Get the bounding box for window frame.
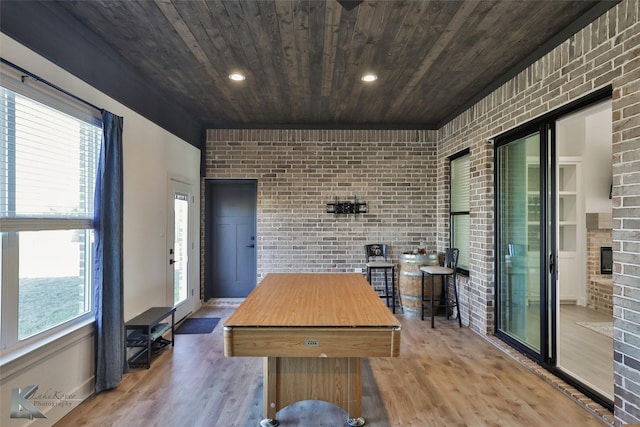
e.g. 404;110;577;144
0;66;101;358
449;149;470;275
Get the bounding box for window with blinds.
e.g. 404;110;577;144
450;151;470;272
0;73;102;349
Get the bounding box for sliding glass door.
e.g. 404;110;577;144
496;130;548;354
495;90;614;408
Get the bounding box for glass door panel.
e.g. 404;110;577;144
173;193;189;306
168;178;192;322
496;132;542;352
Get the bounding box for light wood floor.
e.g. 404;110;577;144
55;304;611;427
559;304;613;399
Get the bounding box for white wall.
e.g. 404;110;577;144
584;102;613;213
557;100;613;214
121;98;202;320
0;34;201;426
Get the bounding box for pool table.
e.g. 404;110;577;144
224;273;401;426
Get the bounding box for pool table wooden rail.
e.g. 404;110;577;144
224;326;400;358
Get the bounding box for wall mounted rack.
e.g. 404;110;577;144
326;197;367;215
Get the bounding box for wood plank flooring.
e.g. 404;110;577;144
55;303;611;427
559;304;613;399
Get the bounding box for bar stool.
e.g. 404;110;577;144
364;244;396;313
420;248;461;328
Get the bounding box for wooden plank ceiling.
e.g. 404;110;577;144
9;1;609;129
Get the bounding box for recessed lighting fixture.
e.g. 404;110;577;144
228;73;246;81
361;74;378;82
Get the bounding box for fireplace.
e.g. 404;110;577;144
600;246;612;274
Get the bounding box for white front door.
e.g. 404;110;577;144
168;178;194;321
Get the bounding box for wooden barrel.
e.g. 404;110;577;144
399;253;441;317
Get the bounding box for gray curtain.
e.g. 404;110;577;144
94;110;127;393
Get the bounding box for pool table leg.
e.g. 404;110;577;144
262;356;365;426
262;357;278;425
346;356;365;426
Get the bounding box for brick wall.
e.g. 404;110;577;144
590;277;614;315
204;129;439;286
438;1;639;424
609;3;640;425
587;228;614;314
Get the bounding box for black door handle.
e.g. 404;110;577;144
246;244;255;248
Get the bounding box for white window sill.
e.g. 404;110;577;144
0;318;95;378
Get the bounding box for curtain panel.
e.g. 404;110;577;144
94;110;126;393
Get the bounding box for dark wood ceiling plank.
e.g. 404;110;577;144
420;0;599;121
351;1;416;123
274;0;306;122
191;0;260;125
338;0;397;124
58;1;186;92
307;0;328;121
374;2;440;123
154;0;248;123
209;0;287;124
291;0;313;121
251;1;294;123
375;0;464;124
320;1;343;99
325;2;360;122
138;1;230;121
409;0;501;118
388;0;482;116
62;0;232;124
331;1;378;122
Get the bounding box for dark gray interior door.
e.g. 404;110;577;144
205;180;257;298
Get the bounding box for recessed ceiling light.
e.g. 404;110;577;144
229;73;246;81
361;74;378;82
